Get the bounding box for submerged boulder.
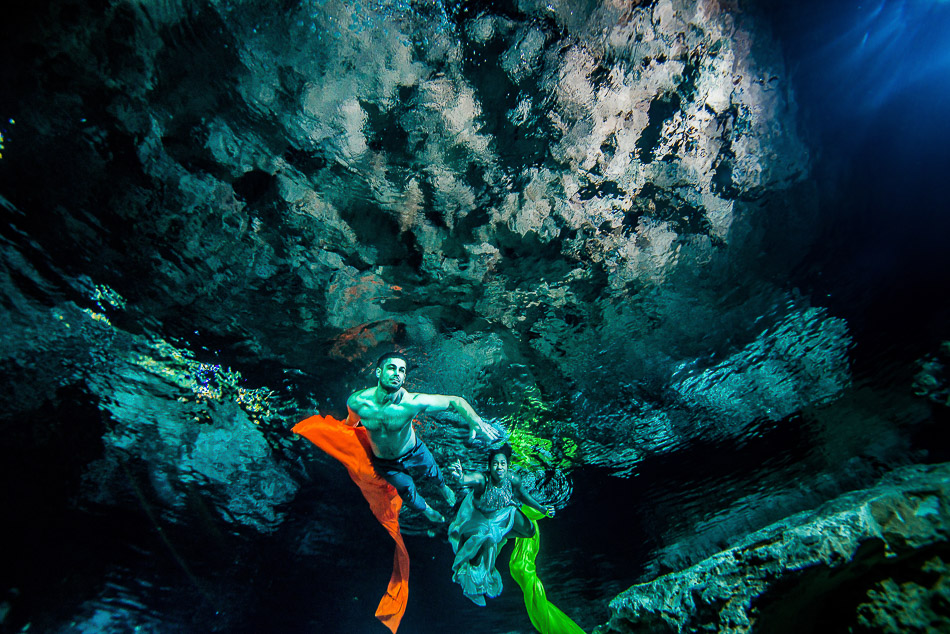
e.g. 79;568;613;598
597;462;950;633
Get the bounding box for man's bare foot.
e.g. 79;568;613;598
423;505;445;523
441;485;457;507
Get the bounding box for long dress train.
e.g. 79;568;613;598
447;489;519;605
509;506;587;633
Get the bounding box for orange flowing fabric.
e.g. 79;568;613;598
292;415;409;633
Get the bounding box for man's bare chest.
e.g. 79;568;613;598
356;405;413;432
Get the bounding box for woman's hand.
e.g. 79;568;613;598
448;458;463;480
543;505;556;518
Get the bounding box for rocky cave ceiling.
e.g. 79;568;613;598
0;0;919;558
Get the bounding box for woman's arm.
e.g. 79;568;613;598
514;475;555;517
448;459;486;489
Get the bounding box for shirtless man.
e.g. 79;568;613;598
346;352;502;523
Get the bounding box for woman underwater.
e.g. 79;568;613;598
447;444;555;606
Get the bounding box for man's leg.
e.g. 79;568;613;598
404;439;456;507
423;503;445;523
374;458;446;523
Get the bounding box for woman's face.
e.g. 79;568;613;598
490;454;508;483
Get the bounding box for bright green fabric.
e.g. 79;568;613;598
508;506;587;634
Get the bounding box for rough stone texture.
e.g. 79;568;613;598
596;462;950;634
670;307;851;433
856;556;950;633
914;342;950;409
0;247;300;532
0;0;823;452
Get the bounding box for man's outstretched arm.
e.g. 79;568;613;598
409;393;501;442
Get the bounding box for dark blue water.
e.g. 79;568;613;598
766;0;950;348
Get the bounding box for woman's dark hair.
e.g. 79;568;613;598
487;443;513;466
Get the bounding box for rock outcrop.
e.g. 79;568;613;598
0;2;823;478
597;462;950;633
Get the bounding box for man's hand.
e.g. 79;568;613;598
448;458;463;480
469;418;503;443
543;505;556;518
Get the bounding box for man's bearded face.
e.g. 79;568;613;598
376;358;407;392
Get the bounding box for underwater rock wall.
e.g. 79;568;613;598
0;0;840;517
596;462;950;634
0;0;813;374
0;260;299;532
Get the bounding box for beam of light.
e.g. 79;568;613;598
790;0;950;117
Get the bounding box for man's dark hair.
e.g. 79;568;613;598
375;352;409;369
487;443;513;466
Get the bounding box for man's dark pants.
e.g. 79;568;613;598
370;438;447;512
